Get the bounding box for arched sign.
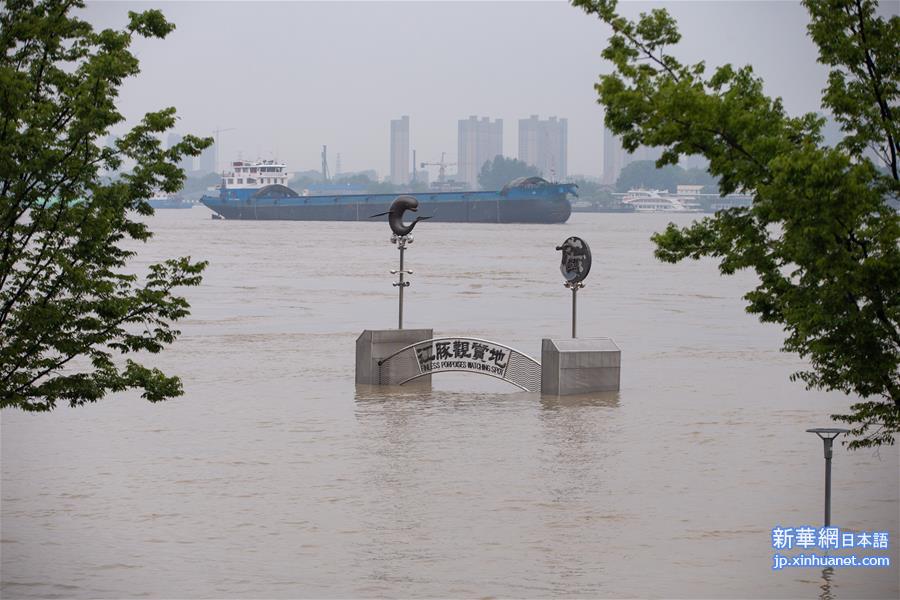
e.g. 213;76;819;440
378;337;541;391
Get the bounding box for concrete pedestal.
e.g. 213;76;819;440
356;329;433;385
541;338;620;395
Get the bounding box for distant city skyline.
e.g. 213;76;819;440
88;2;833;179
170;118;710;188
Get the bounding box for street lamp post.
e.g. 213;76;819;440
806;428;849;527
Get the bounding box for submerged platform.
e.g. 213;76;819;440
355;329;434;386
541;338;621;396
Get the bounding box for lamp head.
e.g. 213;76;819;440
807;428;849;458
806;428;850;441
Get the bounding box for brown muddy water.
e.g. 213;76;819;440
2;208;897;598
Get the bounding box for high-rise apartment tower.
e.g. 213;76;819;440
518;115;567;180
458;116;503;188
390;115;410;185
198;144;216;174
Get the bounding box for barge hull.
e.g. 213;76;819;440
201;197;570;224
201;178;577;224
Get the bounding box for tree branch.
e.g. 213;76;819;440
853;0;898;180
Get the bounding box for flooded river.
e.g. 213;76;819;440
2;209;897;598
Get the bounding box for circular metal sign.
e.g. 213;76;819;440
556;236;592;283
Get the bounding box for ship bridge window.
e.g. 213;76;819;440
237;178;243;184
247;178;256;184
228;178;234;184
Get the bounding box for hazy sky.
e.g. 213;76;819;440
85;0;847;178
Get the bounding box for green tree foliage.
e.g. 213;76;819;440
574;0;899;447
477;155;540;190
0;1;212;411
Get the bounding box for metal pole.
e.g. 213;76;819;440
572;285;577;338
824;438;833;527
398;243;405;329
806;428;846;528
390;235;412;330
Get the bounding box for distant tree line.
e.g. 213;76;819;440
180;171;220;195
285;156;546;194
569;178;616;205
477;156;540;190
287;172;431;195
615;160;718;193
279;155;716;197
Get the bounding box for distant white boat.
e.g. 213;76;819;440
621;189;702;213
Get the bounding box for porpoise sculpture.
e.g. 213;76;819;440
370;195;432;237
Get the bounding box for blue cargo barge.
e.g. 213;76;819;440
201;167;576;224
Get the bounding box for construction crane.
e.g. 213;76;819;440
211;126;235;173
420;152;456;184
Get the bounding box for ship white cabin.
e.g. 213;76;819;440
221;159;289;190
